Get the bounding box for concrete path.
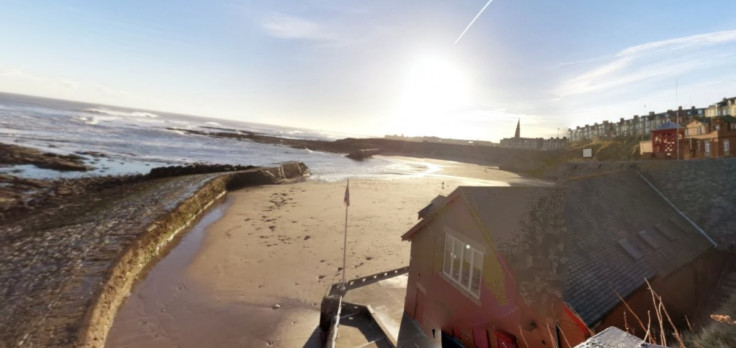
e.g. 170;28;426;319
339;275;440;347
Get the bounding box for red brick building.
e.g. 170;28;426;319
651;122;685;159
684;116;736;158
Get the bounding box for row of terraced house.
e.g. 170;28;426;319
568;96;736;159
568;97;736;141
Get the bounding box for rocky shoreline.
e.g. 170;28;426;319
1;142;92;172
168;127;563;174
0;146;310;347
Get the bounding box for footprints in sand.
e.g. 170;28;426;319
265;191;295;211
240;190;312;247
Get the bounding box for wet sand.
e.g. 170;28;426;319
106;157;548;347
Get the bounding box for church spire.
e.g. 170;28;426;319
514;119;520;139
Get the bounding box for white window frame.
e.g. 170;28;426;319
442;231;483;299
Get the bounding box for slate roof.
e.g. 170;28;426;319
401;187;548;254
402;170;713;326
562;171;711;325
691;115;736;124
715;96;736;107
715;114;736;122
637;159;736;249
655;121;682;130
456;186;553;260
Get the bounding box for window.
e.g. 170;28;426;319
705;140;711;155
618;238;642;260
724;140;730;154
443;233;483;298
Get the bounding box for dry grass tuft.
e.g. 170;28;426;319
687;292;736;348
613;278;736;347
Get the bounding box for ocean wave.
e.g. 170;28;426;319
85;107;159;119
78;115;121;125
166;128;188;135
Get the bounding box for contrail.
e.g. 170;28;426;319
454;0;495;45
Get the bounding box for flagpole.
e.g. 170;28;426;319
341;179;349;289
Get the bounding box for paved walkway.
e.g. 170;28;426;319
337;275;440;347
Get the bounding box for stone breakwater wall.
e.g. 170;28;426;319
80;174;230;347
0;162;309;347
81;162;309;347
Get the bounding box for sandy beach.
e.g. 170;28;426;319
106;157;548;347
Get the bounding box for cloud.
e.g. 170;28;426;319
618;29;736;56
558;29;736;97
57;78;80;90
0;64;137;104
1;66;84;91
0;67;43;81
261;13;340;42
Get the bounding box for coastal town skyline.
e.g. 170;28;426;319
2;1;736;142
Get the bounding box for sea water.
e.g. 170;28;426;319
0;93;425;181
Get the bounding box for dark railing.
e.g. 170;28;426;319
320;266;409;347
327;266;409;296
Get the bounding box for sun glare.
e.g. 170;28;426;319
395;54;474;137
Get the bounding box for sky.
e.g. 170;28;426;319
1;1;736;142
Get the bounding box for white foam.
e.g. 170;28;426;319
78;115;120;125
85;107;158;119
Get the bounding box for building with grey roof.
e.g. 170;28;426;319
400;169;729;347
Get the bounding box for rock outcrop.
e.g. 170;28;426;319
0;142;91;171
